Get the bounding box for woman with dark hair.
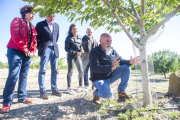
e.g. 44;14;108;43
65;23;84;94
1;5;37;113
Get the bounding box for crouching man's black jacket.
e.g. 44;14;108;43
89;45;131;82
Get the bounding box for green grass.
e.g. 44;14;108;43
95;98;180;120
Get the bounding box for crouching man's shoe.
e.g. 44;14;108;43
92;92;101;104
1;105;10;113
52;89;62;97
118;92;131;101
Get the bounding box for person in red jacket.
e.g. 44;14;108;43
1;5;37;113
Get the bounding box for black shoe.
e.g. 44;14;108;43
40;91;49;99
52;89;62;97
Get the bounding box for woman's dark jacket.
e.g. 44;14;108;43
65;35;83;56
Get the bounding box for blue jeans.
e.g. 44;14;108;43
38;46;59;94
81;52;90;86
3;48;31;106
93;65;131;98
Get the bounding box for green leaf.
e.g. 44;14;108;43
33;0;39;8
81;16;85;25
32;5;43;13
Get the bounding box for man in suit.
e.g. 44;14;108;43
36;14;62;99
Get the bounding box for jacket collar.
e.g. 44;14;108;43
43;19;54;33
98;44;105;52
20;18;37;35
84;35;93;40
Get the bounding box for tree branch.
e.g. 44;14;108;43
66;0;85;6
141;0;145;17
117;7;138;23
154;6;166;15
139;0;146;40
145;5;180;42
129;0;140;20
102;0;142;50
114;0;120;10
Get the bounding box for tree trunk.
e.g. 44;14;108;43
164;72;166;79
140;44;152;106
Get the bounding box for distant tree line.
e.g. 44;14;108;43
0;55;68;70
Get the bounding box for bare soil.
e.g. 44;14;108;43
0;68;178;120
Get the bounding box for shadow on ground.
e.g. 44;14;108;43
0;96;98;119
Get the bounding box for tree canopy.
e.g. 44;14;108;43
151;49;179;79
24;0;180;48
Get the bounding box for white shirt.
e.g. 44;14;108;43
46;19;54;46
46;19;53;33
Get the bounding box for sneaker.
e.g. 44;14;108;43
1;105;10;113
118;92;131;101
92;91;101;104
67;88;75;95
20;98;33;103
83;86;89;92
52;89;62;97
77;87;83;92
40;91;49;99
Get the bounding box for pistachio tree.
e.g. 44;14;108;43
23;0;180;106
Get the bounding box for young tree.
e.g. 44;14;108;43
151;49;178;79
23;0;180;106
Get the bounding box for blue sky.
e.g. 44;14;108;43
0;0;180;63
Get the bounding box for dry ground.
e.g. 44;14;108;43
0;68;177;120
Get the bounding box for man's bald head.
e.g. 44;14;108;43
99;33;112;53
100;33;111;41
86;28;93;37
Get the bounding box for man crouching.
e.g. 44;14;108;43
89;33;140;104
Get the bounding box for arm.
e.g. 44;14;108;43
35;22;42;48
30;26;37;54
129;56;140;65
65;36;77;55
89;49;112;73
10;18;28;53
30;39;37;54
93;38;99;48
56;24;59;42
114;50;131;66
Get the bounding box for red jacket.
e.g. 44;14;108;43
7;17;37;54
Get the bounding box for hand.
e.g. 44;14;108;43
77;52;81;56
111;56;120;70
25;51;31;56
129;56;140;65
80;49;84;53
29;53;35;58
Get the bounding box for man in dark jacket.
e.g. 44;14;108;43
81;28;98;91
36;14;62;99
89;33;140;104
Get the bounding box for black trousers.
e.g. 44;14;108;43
67;54;83;87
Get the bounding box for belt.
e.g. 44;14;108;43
49;44;54;47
